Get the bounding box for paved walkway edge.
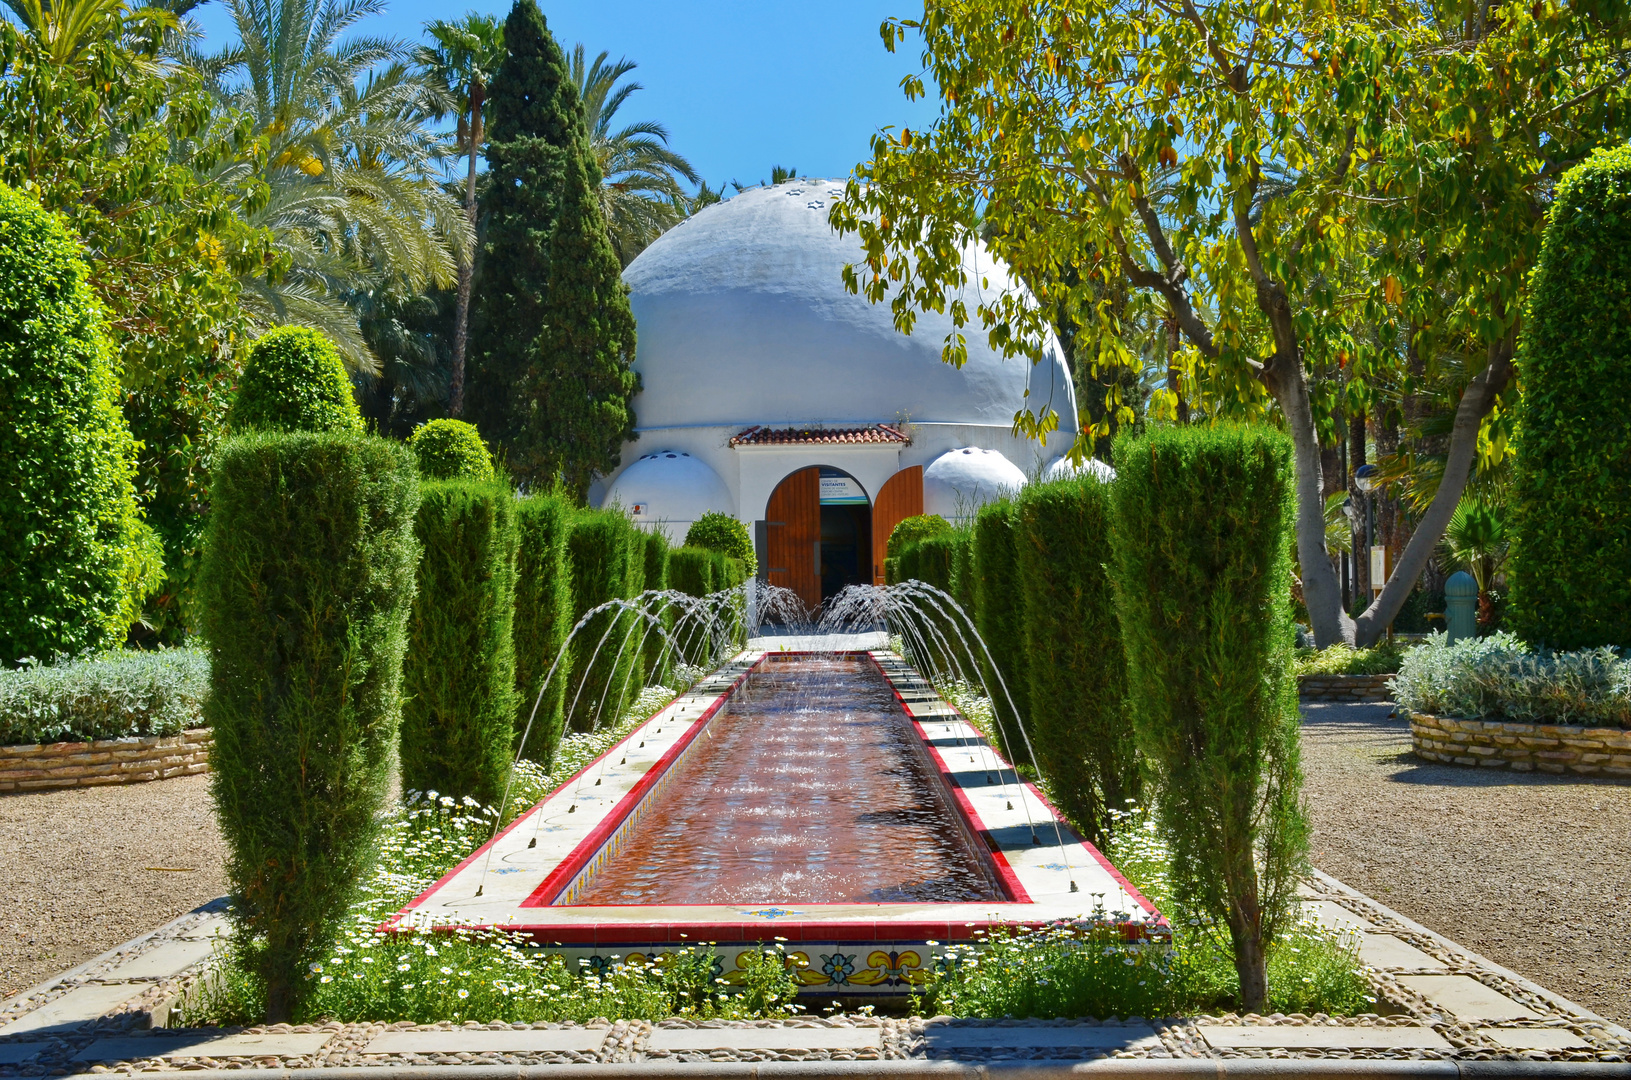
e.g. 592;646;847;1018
1310;869;1631;1043
55;1060;1631;1080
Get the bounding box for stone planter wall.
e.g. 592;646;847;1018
1410;712;1631;776
0;728;211;793
1298;673;1395;701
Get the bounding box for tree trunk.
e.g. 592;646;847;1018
1352;339;1514;645
449;81;484;418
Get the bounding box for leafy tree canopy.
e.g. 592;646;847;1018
832;0;1631;647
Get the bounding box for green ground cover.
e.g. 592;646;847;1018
1294;640;1411;678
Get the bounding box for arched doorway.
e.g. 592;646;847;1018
764;465;872;611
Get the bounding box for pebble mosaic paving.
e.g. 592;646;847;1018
3;652;1629;1072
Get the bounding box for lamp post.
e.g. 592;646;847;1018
1354;463;1379;597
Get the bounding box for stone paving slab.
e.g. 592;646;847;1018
1479;1028;1593;1051
1398;975;1544;1022
1308;899;1376;932
920;1026;1160;1051
100;936;219;980
1359;934;1447;971
0;1044;48;1066
364;1029;610;1055
647;1027;881;1052
75;1032;335;1061
0;981;147;1036
1197;1025;1451;1050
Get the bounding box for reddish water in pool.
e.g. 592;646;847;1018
566;654;1003;906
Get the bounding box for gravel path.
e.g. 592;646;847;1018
0;774;227;1000
1300;701;1631;1030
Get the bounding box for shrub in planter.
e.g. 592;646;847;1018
1391;631;1630;728
400;480;518;804
512;493;574;763
973;498;1028;753
1509;145;1631;650
0;648;208;746
566;509;640;731
227;327;363;435
198;430;418;1022
410;419;494;481
1109;424;1306;1014
1016;476;1137;846
685;511;756;576
0;184;154;664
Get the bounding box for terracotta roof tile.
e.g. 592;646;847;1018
729;424;910;447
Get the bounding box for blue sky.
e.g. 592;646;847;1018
190;0;941;191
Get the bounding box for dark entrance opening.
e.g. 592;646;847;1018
818;467;871;603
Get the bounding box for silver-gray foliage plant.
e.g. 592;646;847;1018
0;648;208;746
1392;632;1630;728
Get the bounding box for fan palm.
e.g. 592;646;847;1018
1441;495;1508;596
415;13;503;415
570;45;698;266
197;0;468;372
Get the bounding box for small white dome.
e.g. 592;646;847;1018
1046;455;1117;483
602;451;730;527
923;447;1027;519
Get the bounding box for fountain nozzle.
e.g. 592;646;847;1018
528;837;536;848
475;885;483;896
1070;880;1079;893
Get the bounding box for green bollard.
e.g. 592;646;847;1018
1445;570;1478;644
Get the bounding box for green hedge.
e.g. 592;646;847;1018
685;511;756;576
888;514;952;559
512;493;574;764
1016;476;1137;846
640;529;670;687
1109;425;1305;1013
667;546;717;665
198;430;418;1022
565;509;640;731
949;527;977;627
228;326;363;435
1510;145;1631;650
410;419;495;481
972;498;1028;754
0;648;208;746
400;480;518;804
0;183;153;664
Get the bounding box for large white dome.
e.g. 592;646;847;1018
621;181;1078;432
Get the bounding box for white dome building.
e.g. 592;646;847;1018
592;180;1078;608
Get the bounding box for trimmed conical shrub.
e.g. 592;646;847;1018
512;492;574;763
400;479;518;804
0;183;153;663
199;430;418;1022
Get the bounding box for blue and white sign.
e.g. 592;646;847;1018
819;475;868;505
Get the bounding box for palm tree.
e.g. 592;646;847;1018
570;45;698;266
2;0;176;64
416;13;503;416
196;0;468;372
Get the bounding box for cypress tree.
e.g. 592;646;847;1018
467;0;638;498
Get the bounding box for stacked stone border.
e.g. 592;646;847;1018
1298;674;1395;702
0;728;210;793
1409;713;1631;777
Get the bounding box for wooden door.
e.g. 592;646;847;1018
765;466;821;611
871;466;923;585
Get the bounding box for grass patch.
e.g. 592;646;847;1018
1294;641;1410;678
